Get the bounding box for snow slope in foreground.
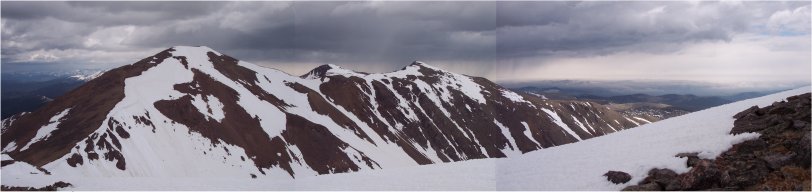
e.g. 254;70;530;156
4;86;810;190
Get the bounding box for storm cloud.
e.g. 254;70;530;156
1;1;809;84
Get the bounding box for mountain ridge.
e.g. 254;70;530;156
2;46;647;182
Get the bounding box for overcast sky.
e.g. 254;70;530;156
1;1;809;84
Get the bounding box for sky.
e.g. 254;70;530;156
1;1;810;85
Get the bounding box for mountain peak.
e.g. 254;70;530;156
169;46;222;57
171;45;214;51
301;63;364;79
410;60;426;66
398;60;446;75
407;60;438;69
301;64;336;79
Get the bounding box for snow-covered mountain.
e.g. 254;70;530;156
69;70;105;81
1;46;645;187
4;75;808;190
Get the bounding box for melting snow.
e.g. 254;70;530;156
520;122;539;147
493;120;520;157
632;117;652;124
501;89;529;104
541;108;582;141
190;94;226;122
1;143;15;153
19;108;71;151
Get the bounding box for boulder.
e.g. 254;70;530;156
678;159;722;190
675;152;700;167
761;152;796;170
604;171;632;184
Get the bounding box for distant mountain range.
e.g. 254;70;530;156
1;73;103;119
504;80;798;98
513;86;779;122
579;93;732;112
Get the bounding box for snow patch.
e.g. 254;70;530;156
324;64;363;77
501;89;530;104
541;108;581;141
633;117;652;124
71;70;105;81
2;142;17;153
520;122;540;147
190;94;226;122
493;120;520;157
19;108;71;151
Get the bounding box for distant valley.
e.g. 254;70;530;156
1;71;103;119
511;85;780;123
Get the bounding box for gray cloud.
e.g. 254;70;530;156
2;2;225;26
1;1;809;83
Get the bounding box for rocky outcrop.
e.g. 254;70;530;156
604;171;632;184
623;93;811;191
1;181;72;191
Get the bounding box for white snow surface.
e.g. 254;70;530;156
190;94;226;122
501;89;530;104
339;62;489;105
4;86;806;190
633;116;652;124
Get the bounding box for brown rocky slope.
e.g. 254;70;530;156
622;93;811;190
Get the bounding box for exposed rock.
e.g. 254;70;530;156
675;152;700;167
66;153;83;167
604;170;632;184
1;181;72;191
622;182;661;191
1;48;174;167
757;166;811;191
761;152;796;170
624;92;811;191
733;106;760;119
1;160;16;167
678;159;722;190
642;168;680;190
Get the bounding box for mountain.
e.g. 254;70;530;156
239;87;803;191
1;46;646;188
4;77;807;190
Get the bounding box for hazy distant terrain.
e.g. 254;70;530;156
503;80;802;97
511;84;788;123
1;71;102;119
